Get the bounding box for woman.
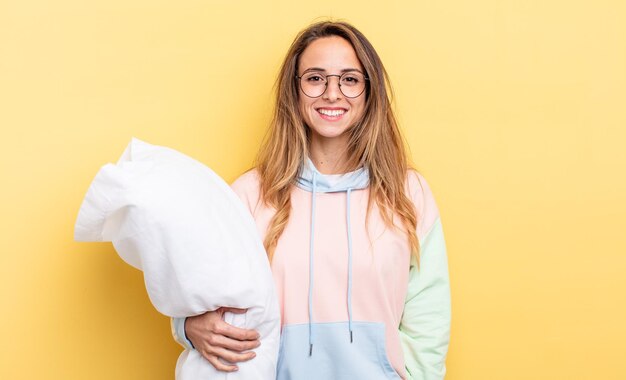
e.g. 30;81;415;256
172;20;451;379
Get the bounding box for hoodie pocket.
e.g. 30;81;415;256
276;322;401;380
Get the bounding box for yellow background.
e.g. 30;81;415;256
1;1;625;379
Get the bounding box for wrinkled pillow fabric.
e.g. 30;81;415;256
74;138;280;380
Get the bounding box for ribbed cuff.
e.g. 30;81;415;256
171;317;195;350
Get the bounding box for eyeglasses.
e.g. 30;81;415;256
296;71;369;98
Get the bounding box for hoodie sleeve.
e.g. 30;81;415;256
171;317;195;350
399;172;451;380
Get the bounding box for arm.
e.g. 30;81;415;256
399;217;451;380
169;172;262;370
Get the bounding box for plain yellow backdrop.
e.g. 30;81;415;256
1;1;625;379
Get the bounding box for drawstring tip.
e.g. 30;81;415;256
309;343;313;356
350;330;353;343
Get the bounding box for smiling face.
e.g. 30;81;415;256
297;36;367;147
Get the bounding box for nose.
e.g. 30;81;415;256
323;75;342;101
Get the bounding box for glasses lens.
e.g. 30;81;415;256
300;72;327;98
339;72;366;98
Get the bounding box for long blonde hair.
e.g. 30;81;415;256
256;20;420;263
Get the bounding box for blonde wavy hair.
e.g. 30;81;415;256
256;20;420;263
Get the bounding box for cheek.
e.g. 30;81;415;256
294;101;311;134
352;100;366;120
299;99;314;122
298;98;307;114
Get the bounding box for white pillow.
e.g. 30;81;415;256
74;138;279;380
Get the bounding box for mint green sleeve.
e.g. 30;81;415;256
399;217;451;380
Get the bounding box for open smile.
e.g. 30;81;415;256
316;107;347;121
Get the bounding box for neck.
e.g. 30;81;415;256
309;134;352;174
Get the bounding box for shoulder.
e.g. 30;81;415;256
230;169;263;213
405;169;441;241
231;169;261;194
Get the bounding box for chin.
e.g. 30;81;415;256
310;127;350;141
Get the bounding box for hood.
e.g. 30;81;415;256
295;158;370;193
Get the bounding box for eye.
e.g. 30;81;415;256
341;74;361;85
304;74;326;83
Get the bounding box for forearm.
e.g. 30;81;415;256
400;217;451;379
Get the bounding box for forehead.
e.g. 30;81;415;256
298;36;364;73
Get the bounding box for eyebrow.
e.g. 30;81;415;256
301;67;364;74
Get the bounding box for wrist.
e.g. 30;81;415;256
183;317;196;349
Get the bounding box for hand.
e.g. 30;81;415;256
185;307;260;372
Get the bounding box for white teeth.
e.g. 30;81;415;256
318;109;345;117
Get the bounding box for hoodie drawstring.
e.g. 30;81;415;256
308;170;356;356
308;171;317;356
346;188;354;343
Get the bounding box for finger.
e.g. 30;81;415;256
204;354;238;372
216;322;260;341
219;307;248;314
209;345;256;364
210;333;261;352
